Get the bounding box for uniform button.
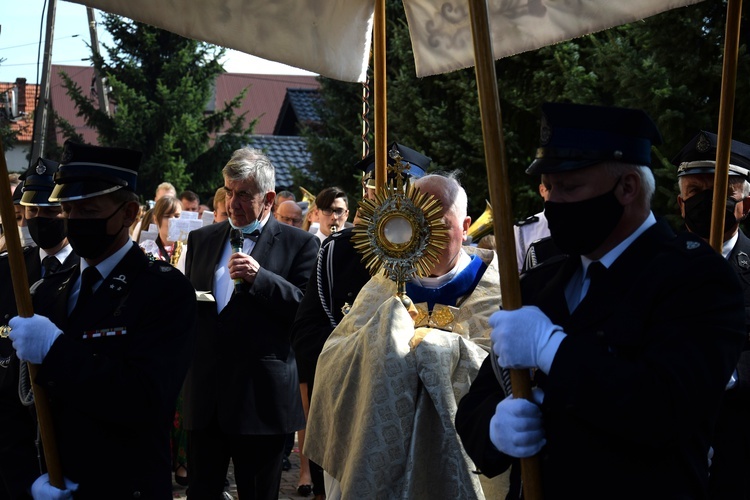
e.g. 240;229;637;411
132;491;141;498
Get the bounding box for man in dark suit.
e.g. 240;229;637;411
184;147;319;499
0;158;79;498
674;131;750;499
455;103;746;498
7;141;197;499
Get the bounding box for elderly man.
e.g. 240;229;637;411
7;141;197;498
673;131;750;499
304;173;501;499
184;148;319;499
275;199;304;228
456;103;745;498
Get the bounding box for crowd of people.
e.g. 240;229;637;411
0;101;749;500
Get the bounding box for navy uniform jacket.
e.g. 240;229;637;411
183;218;318;435
709;229;750;499
291;228;371;387
31;242;196;499
456;219;745;499
0;246;77;498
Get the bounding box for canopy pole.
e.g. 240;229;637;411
374;0;387;191
466;1;542;498
709;0;743;252
0;146;64;488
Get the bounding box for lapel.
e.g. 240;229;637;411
531;256;579;324
250;217;280;265
196;222;231;293
68;243;146;332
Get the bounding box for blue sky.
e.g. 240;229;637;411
1;0;314;84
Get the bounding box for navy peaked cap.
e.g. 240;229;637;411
527;102;662;175
20;158;61;206
673;131;750;180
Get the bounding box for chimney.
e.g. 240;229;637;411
15;78;26;115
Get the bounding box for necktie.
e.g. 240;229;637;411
77;266;102;310
583;261;607;301
42;255;60;277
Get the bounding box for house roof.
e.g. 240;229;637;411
245;135;312;190
0;80;38;142
273;88;322;135
48;65;320;144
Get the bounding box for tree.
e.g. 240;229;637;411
302;1;749;226
55;15;255;199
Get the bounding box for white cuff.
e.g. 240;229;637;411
538;330;566;374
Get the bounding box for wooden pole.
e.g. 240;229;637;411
0;146;64;487
709;0;743;253
466;0;542;498
86;7;110;116
374;0;387;192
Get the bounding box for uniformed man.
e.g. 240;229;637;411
7;141;197;499
291;142;429;499
456;103;745;498
0;158;79;498
673;131;750;499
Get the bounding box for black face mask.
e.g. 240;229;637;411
27;216;66;250
544;178;624;256
683;189;738;239
65;203;126;259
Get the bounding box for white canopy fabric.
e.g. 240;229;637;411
69;0;703;82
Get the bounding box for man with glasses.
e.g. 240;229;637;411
276;200;304;228
314;187;349;243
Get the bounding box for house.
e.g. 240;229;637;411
1;78;38;173
2;66;321;186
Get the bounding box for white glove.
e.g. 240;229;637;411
8;315;63;364
489;388;546;458
490;305;567;374
31;473;78;499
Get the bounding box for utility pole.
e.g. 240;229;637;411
30;0;57;164
87;7;110;116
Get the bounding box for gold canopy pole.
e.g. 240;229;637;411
467;1;542;498
709;0;743;252
374;0;387;191
0;145;64;488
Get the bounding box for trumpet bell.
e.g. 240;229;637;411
299;187;316;206
466;200;493;244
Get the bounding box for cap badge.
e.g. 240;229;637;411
61;148;73;163
696;134;711;153
686;241;701;250
35;163;47;175
737;251;750;270
540;124;552;145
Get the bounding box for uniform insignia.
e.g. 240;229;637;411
696;133;711;153
738;251;750;269
686;241;700;250
113;275;127;284
35;162;46;175
160;265;173;272
61;147;73;163
82;327;127;340
539;115;552;145
516;215;540;227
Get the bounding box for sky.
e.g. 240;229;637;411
0;0;316;84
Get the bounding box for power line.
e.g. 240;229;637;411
0;34;80;51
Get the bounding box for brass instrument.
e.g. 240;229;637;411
466;200;493;244
171;240;184;267
299;187;316;206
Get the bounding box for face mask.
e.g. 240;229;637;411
28;216;66;250
229;204;265;235
683;189;738;239
18;225;35;248
544;178;624;256
65;203;126;259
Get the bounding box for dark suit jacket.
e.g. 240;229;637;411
709;229;750;499
184;218;318;435
457;219;745;499
30;243;196;499
0;245;78;498
291;228;371;387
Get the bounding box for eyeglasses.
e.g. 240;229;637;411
277;215;302;225
319;207;348;217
